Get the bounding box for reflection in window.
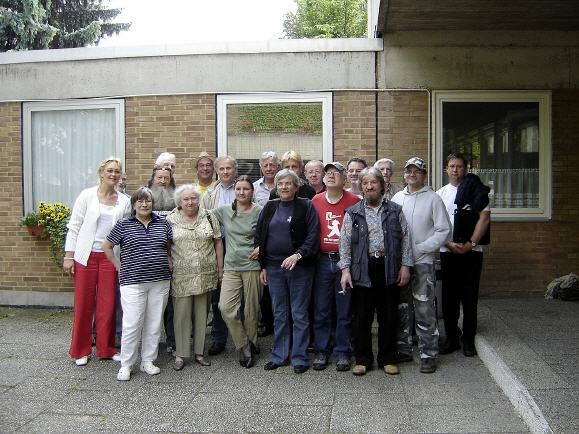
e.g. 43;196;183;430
217;93;332;182
442;101;540;209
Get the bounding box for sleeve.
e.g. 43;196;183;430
398;211;414;267
106;220;124;247
166;220;173;243
297;201;320;258
254;205;266;248
212;207;224;225
338;212;353;269
415;196;452;254
64;190;88;252
208;210;221;239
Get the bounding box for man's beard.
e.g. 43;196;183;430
151;186;176;211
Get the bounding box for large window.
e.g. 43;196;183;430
23;99;125;213
217;93;333;179
433;91;551;221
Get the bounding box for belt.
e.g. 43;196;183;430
368;251;385;258
319;252;340;261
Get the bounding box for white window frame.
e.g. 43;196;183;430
432;90;552;221
22;99;125;213
216;92;333;163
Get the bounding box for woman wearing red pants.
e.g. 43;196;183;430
63;157;131;366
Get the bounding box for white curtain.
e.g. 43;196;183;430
31;108;116;208
472;168;539;208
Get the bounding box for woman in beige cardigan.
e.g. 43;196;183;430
166;184;224;371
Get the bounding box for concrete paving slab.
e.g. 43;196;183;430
409;402;528;433
2;301;575;433
20;413;108;433
330;393;411;433
251;404;332;433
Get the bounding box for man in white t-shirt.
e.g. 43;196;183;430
437;154;490;357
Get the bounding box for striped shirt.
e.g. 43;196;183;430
107;214;173;286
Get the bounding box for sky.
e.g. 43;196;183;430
99;0;297;47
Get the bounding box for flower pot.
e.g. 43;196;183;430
27;225;45;237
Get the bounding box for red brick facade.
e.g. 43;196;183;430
1;90;577;300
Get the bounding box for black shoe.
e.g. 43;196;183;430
245;355;255;369
239;350;248;367
395;352;413;363
264;361;286;371
312;355;328;371
208;342;225;356
250;342;261;355
257;326;273;338
419;357;437;374
439;341;461;355
294;365;309;374
462;341;477;357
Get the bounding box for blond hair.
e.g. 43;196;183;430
98;157;122;184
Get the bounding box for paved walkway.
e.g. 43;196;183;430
0;297;576;433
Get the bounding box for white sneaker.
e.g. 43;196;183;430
75;356;88;366
112;353;121;362
117;366;131;381
140;361;160;375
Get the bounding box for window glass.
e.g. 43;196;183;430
443;101;539;209
23;100;124;212
434;91;551;221
217;93;332;181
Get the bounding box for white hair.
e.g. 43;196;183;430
155;152;176;166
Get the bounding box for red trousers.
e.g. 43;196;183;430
69;252;118;359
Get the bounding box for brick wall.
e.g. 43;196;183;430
482;90;579;296
0;102;73;295
125;95;216;190
2;90;578;300
377;91;430;182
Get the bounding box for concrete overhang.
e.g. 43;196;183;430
377;0;579;34
0;38;383;65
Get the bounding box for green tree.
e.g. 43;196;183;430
0;0;130;51
283;0;367;39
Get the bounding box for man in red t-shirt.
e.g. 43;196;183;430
311;162;361;372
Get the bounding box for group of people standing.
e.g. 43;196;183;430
63;148;490;381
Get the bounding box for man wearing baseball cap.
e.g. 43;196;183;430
391;157;451;373
311;162;360;372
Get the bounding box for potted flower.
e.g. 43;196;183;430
21;211;45;236
37;202;71;266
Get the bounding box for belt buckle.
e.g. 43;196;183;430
328;252;339;261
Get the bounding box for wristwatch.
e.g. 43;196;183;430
469;240;477;248
295;252;302;261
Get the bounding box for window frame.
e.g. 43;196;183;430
216;92;333;163
22;98;125;213
432;90;552;221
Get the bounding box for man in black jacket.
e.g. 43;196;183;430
436;154;490;357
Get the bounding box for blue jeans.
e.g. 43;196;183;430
266;262;314;367
313;256;352;359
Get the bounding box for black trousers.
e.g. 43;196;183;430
440;251;483;345
351;257;399;368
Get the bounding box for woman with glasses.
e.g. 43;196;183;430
166;184;223;371
63;157;131;367
102;187;173;381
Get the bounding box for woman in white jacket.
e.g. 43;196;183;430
63;157;131;366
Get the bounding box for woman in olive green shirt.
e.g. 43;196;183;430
212;176;262;368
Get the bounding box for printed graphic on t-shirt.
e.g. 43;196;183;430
323;211;343;246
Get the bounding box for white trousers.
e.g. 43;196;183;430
119;280;170;368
